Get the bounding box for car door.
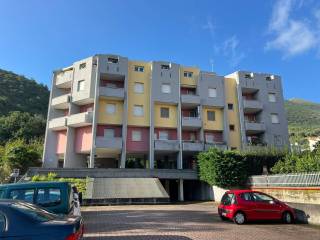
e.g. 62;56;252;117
239;192;258;220
252;192;281;220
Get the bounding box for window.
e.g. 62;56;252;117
134;82;144;93
159;131;169;140
183;71;193;78
252;192;274;203
107;57;118;63
266;75;274;81
104;129;114;138
231;147;237;150
11;202;56;222
228;103;234;110
245;73;254;79
221;193;236;206
132;130;142;141
77;80;85;91
106;104;116;114
9;189;35;203
79;63;86;69
161;64;170;70
0;213;5;232
207;111;215;121
205;134;214;143
0;190;3;198
161;84;171;93
134;66;144;72
208;88;217;98
268;93;276;102
133;105;144;116
160;107;169;118
190;132;196;141
229;124;235;131
274;135;282;146
271;113;279;124
240;192;254;201
106;82;117;88
36;188;61;207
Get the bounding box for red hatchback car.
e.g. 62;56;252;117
218;190;295;224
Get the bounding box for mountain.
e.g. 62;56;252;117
285;98;320;147
0;69;49;116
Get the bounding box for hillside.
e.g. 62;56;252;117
285;98;320;147
0;69;49;116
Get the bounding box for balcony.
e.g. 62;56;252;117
67;112;93;127
154;140;180;152
243;99;263;113
245;121;266;134
51;94;70;109
48;117;67;131
204;142;227;151
182;117;202;129
99;86;125;100
95;137;122;150
181;94;200;106
182;141;204;151
55;70;73;88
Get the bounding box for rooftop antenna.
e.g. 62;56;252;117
209;59;214;72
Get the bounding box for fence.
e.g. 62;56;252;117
248;172;320;187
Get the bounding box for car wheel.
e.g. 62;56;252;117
282;212;293;224
233;212;246;225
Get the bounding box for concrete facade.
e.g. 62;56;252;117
42;54;289;201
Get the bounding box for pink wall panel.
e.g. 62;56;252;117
154;128;177;140
204;131;223;143
56;130;67;154
75;126;92;153
126;127;149;152
96;125;122;137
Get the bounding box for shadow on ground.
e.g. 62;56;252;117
85;235;192;240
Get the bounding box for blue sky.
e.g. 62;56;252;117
0;0;319;102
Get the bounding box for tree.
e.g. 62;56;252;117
1;139;41;177
0;111;46;145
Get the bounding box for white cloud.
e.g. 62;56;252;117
222;36;246;67
266;0;320;58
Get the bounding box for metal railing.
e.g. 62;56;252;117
248;172;320;187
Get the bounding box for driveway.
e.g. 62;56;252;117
82;202;320;240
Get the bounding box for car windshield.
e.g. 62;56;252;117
11;202;58;222
221;193;236;206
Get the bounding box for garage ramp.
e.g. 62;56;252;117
84;178;170;205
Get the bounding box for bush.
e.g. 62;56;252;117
31;173;88;194
198;148;249;188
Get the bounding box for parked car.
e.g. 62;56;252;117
0;199;84;239
218;190;295;224
0;181;81;216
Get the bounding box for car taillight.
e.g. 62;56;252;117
65;233;78;240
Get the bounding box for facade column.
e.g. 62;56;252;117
178;179;184;202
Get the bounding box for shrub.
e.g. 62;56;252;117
198;148;249;188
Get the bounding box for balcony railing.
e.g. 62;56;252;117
48;116;67;130
182;117;202;128
182;141;204;151
154;140;180;151
99;86;125;99
204;141;227;151
95;137;122;150
245;121;266;133
51;94;70;109
55;70;73;88
181;94;200;105
243;99;263;113
67;111;93;127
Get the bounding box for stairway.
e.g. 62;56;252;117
84;178;170;205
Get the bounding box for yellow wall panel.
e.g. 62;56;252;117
127;61;150;126
180;66;199;87
202;107;224;130
224;76;241;149
154;104;177;128
98;99;123;125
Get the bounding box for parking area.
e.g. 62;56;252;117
82;202;320;240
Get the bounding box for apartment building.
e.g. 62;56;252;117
43;54;289;172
